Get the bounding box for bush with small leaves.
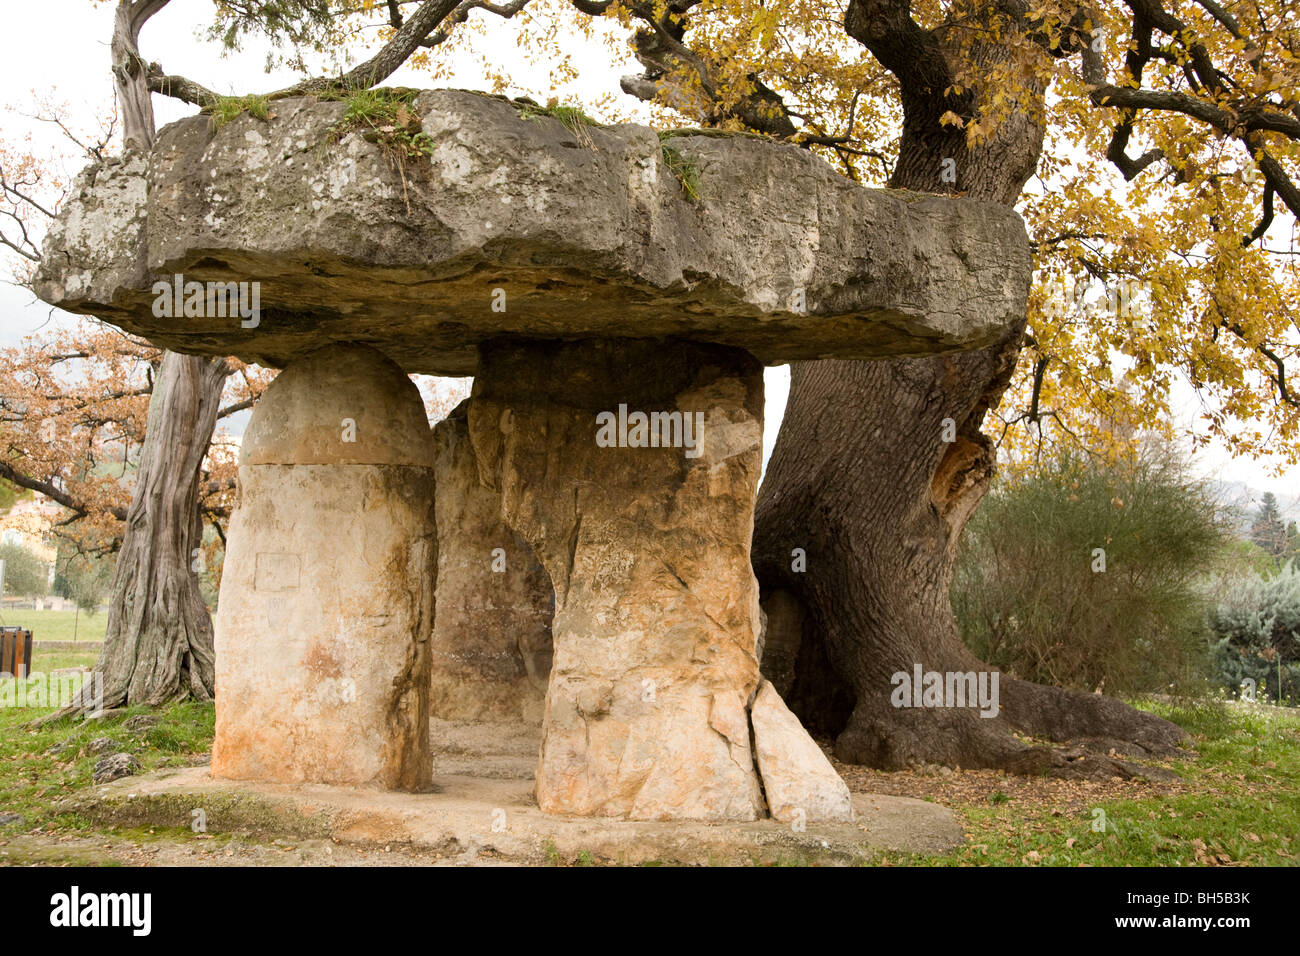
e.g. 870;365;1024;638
953;440;1228;697
1208;564;1300;705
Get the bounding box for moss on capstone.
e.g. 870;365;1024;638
513;98;600;150
325;87;435;161
656;126;766;141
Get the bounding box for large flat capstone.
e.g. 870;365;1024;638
34;90;1031;375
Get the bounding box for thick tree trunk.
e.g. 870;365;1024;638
45;353;230;719
753;0;1187;775
90;353;229;710
756;345;1006;767
755;351;1185;774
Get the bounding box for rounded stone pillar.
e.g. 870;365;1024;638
211;345;435;790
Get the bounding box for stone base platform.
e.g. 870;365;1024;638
427;717;540;779
69;766;964;866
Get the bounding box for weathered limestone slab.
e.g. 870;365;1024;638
34;89;1031;374
469;338;768;820
430;400;552;726
211;345;434;790
751;680;853;823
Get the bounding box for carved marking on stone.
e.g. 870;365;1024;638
254;551;301;592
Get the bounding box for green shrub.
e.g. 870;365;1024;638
52;546;112;611
952;442;1228;696
1208;564;1300;705
0;542;50;597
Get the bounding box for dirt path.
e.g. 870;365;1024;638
0;831;514;867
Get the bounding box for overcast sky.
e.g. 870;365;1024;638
0;0;1294;508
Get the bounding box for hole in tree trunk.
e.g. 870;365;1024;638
759;586;854;738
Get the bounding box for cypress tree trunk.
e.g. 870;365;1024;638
90;353;229;711
48;1;233;715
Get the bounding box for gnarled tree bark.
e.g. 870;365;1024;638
93;352;229;710
753;0;1186;776
46;1;232;717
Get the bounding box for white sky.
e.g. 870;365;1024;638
0;0;1294;509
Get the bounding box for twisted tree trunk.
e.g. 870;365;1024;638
92;353;229;710
112;0;167;150
49;1;232;715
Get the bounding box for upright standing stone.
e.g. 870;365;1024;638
430;400;553;725
470;338;767;820
211;345;435;790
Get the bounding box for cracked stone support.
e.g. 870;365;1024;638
469;338;768;820
211;345;435;790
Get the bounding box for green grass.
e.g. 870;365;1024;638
516;99;600;143
326;87;434;160
657;133;701;201
209;93;271;130
0;699;214;837
887;698;1300;867
1;689;1294;866
0;609;106;643
542;837;561;865
31;649;100;671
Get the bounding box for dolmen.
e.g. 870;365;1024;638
36;89;1029;820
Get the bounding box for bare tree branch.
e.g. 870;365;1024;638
272;0;463;97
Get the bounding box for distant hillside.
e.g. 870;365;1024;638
1208;480;1300;533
